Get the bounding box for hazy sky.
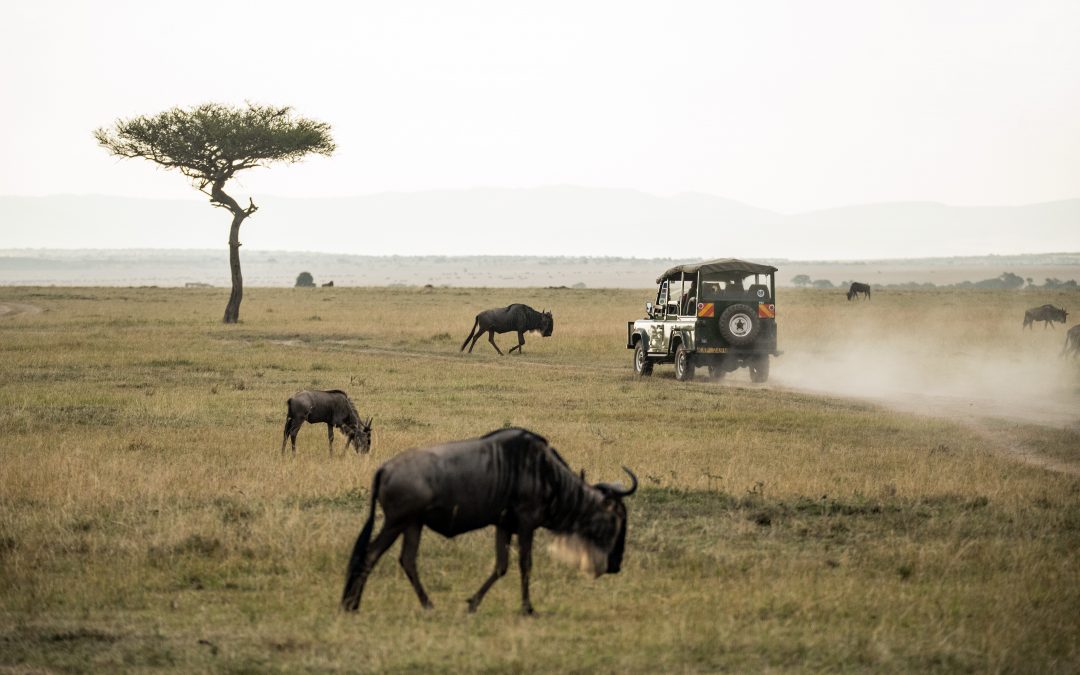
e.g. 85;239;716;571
2;0;1079;215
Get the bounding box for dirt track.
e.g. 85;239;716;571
776;385;1080;476
0;302;42;319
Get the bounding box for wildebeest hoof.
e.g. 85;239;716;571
466;599;479;613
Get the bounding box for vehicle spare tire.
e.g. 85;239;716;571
718;303;760;346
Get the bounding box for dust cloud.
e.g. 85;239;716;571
771;314;1080;430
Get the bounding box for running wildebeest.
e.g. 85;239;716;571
1023;304;1068;329
281;390;372;455
460;304;554;355
340;427;637;615
847;282;871;301
1062;324;1080;358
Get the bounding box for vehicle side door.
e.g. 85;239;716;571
646;280;669;352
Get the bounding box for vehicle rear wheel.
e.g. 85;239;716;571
633;340;653;376
718;304;760;346
749;355;769;383
674;345;695;382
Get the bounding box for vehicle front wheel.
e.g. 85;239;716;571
674;345;695;382
749;355;769;383
634;341;653;376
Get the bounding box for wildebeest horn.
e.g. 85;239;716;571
597;467;638;497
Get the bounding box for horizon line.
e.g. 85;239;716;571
2;188;1079;215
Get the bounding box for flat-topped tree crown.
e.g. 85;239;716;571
94;103;335;323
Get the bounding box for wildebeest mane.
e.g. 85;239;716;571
481;427;548;446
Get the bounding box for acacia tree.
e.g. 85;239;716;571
94;103;335;323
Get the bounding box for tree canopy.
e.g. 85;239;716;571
95;103;335;323
94;103;335;195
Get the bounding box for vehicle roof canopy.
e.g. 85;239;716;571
656;258;778;283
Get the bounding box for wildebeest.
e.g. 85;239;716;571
460;304;554;355
281;390;372;455
1023;304;1068;329
340;427;637;615
847;282;871;301
1062;324;1080;358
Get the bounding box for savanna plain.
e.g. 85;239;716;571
1;284;1078;673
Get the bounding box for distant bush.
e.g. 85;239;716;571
973;272;1025;289
295;271;315;288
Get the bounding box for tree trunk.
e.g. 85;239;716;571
211;183;255;324
223;212;245;323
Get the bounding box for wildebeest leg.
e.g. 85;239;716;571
467;526;510;613
327;424;335;456
517;528;535;615
487;330;504;355
508;331;525;355
281;417;293;454
285;418;304;454
468;329;485;353
341;523;404;612
399;523;433;609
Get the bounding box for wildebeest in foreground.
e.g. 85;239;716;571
460;304;554;355
1062;324;1080;358
281;390;372;455
847;282;871;301
1023;304;1068;329
340;427;637;615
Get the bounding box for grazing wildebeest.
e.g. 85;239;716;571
322;281;334;287
1062;325;1080;358
340;427;637;615
1023;304;1068;329
281;390;372;455
459;304;554;355
847;282;871;301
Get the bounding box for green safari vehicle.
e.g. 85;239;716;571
626;258;779;382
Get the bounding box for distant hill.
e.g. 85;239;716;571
0;188;1076;259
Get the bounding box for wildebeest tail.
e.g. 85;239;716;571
341;467;383;610
460;317;479;351
282;399;295;444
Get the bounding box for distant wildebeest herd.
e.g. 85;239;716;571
846;286;1077;359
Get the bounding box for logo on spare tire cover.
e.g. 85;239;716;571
729;313;751;336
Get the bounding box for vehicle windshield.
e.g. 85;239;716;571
700;273;772;302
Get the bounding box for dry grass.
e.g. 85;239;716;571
0;284;1078;673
